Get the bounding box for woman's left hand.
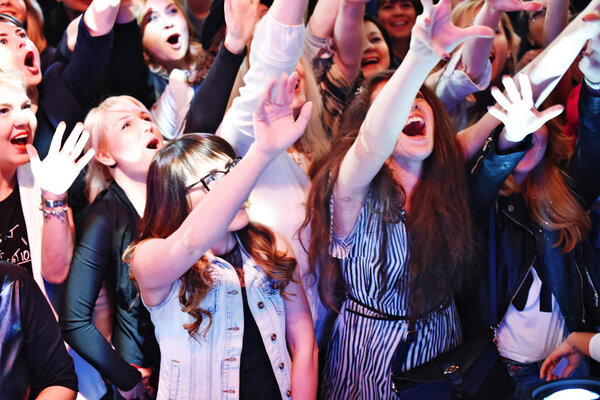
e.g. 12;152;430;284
410;0;494;61
488;74;564;142
26;122;95;197
223;0;259;55
252;72;312;160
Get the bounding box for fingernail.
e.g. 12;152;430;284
443;53;450;61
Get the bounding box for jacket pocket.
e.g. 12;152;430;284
257;277;285;315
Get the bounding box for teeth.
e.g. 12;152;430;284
391;21;407;26
407;115;424;124
13;133;27;140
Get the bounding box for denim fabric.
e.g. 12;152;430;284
146;240;292;400
504;358;589;400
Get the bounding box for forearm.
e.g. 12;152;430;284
333;0;365;82
544;0;569;47
308;0;340;39
362;50;439;157
82;0;120;37
290;346;318;400
460;3;500;81
133;145;278;290
458;112;502;161
521;2;600;107
36;387;77;400
40;190;74;283
270;0;308;25
567;332;596;357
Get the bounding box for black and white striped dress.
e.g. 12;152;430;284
320;197;462;399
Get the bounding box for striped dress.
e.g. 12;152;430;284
320;197;462;399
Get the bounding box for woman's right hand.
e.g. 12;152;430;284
252;72;312;160
488;74;564;143
118;366;154;400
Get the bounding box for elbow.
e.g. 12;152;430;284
42;259;72;284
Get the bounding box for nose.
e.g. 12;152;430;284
0;0;12;7
163;16;173;29
13;110;31;128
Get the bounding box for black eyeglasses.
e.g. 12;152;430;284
185;157;242;192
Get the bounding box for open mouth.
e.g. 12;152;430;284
167;34;180;45
146;137;160;150
24;52;35;68
10;132;29;149
391;20;408;27
361;57;380;67
402;115;425;137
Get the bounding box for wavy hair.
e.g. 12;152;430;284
302;71;474;319
126;134;296;339
500;113;590;252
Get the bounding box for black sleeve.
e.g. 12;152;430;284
183;44;246;134
468;131;532;217
108;21;152;107
60;210;142;391
20;272;78;398
568;81;600;207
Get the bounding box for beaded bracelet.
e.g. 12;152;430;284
40;196;69;220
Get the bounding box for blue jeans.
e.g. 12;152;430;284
503;358;589;400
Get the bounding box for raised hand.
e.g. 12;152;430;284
410;0;494;60
253;72;312;159
488;74;564;142
26;122;95;197
580;32;600;85
224;0;259;55
486;0;542;12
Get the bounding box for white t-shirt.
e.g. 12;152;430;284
497;268;567;363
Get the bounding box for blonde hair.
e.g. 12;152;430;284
500;117;591;252
83;96;153;201
0;68;27;90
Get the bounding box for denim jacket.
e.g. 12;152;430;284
146;239;292;400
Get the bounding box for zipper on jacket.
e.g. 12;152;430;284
492;255;536;344
572;253;588;326
585;268;599;308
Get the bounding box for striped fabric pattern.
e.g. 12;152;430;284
321;197;462;399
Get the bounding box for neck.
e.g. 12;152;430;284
391;37;410;61
0;167;17;202
512;171;529;190
112;170;148;216
388;156;422;211
211;232;236;256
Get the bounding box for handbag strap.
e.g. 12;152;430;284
489;205;498;328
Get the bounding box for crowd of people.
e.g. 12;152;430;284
1;0;600;398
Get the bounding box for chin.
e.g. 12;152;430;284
229;209;250;232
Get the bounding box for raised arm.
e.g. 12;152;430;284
458;3;600;161
132;73;312;304
333;0;493;233
460;0;541;82
26;122;94;284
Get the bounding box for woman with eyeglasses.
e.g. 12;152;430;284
125;72;317;400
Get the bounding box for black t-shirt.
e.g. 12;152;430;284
0;185;32;275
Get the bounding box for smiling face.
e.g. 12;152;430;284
141;0;190;72
0;0;27;23
0;78;36;173
96;107;163;180
0;22;41;87
361;20;391;79
377;0;417;42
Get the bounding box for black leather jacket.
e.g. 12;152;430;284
462;82;600;339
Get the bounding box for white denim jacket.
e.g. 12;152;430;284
146;241;292;400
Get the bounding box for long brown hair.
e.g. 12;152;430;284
302;71;474;319
128;134;296;338
500;116;590;252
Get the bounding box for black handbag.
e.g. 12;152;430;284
391;335;514;399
